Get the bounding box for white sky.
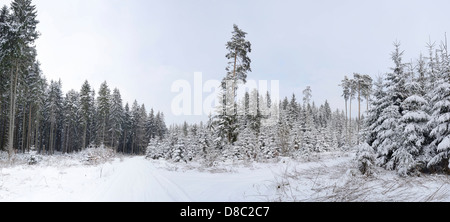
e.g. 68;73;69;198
3;0;449;124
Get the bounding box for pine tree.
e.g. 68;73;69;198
427;39;450;172
340;76;351;145
79;80;94;149
374;42;408;169
109;88;123;151
45;80;63;154
365;76;388;148
394;71;429;176
146;108;155;140
96;81;111;146
216;24;252;144
4;0;39;158
62;90;81;153
155;111;167;140
120;103;131;153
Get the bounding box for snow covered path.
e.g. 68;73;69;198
91;157;192;202
0;156;275;202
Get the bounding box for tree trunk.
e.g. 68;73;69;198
27;105;32;152
349;99;352;146
358;84;361;145
7;62;19;159
82;123;87;150
21;107;26;153
122;131;127;153
49;121;54;155
66;124;70;153
102;119;105;146
345;99;348;145
34;115;39;149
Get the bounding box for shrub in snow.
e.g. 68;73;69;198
82;147;115;165
28;146;39;165
356;143;376;176
146;139;164;160
171;140;187;163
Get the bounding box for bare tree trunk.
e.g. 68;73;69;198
27;105;32;152
345;99;348;144
82;123;87;150
66;124;70;153
34;114;39;148
49;121;54;155
21;107;26;153
349;99;352;146
102;119;105;146
358;84;361;145
122;131;127;153
7;62;19;160
131;136;134;155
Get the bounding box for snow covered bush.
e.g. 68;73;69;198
28;146;39;165
356;143;376;176
81;147;115;165
146;139;164;160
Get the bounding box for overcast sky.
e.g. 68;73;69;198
5;0;449;124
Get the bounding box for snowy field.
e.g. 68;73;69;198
0;148;449;202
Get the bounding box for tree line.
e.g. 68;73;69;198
0;0;167;156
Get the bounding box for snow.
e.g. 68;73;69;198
1;150;449;202
437;136;450;152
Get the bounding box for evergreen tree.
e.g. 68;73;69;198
365;76;388;147
79;80;95;149
120;103;131;153
395;78;429;176
96;81;111;146
4;0;39;157
45;80;63;154
427;40;450;172
109;88;123;151
62;90;81;153
216;24;252;144
146;108;155;140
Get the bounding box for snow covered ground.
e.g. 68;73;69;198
0;148;449;202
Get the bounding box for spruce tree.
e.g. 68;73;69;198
96;81;111;146
5;0;39;158
109;88;123;151
80;80;94;149
427;40;450;172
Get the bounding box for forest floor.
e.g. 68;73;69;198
0;148;449;202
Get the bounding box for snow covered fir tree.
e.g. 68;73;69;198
362;39;450;176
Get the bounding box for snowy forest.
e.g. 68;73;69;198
0;0;168;156
1;0;449;180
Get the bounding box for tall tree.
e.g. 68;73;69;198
96;81;111;146
216;24;252;144
340;76;351;144
427;38;450;172
46;80;63;154
4;0;39;158
109;88;123;151
80;80;94;149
